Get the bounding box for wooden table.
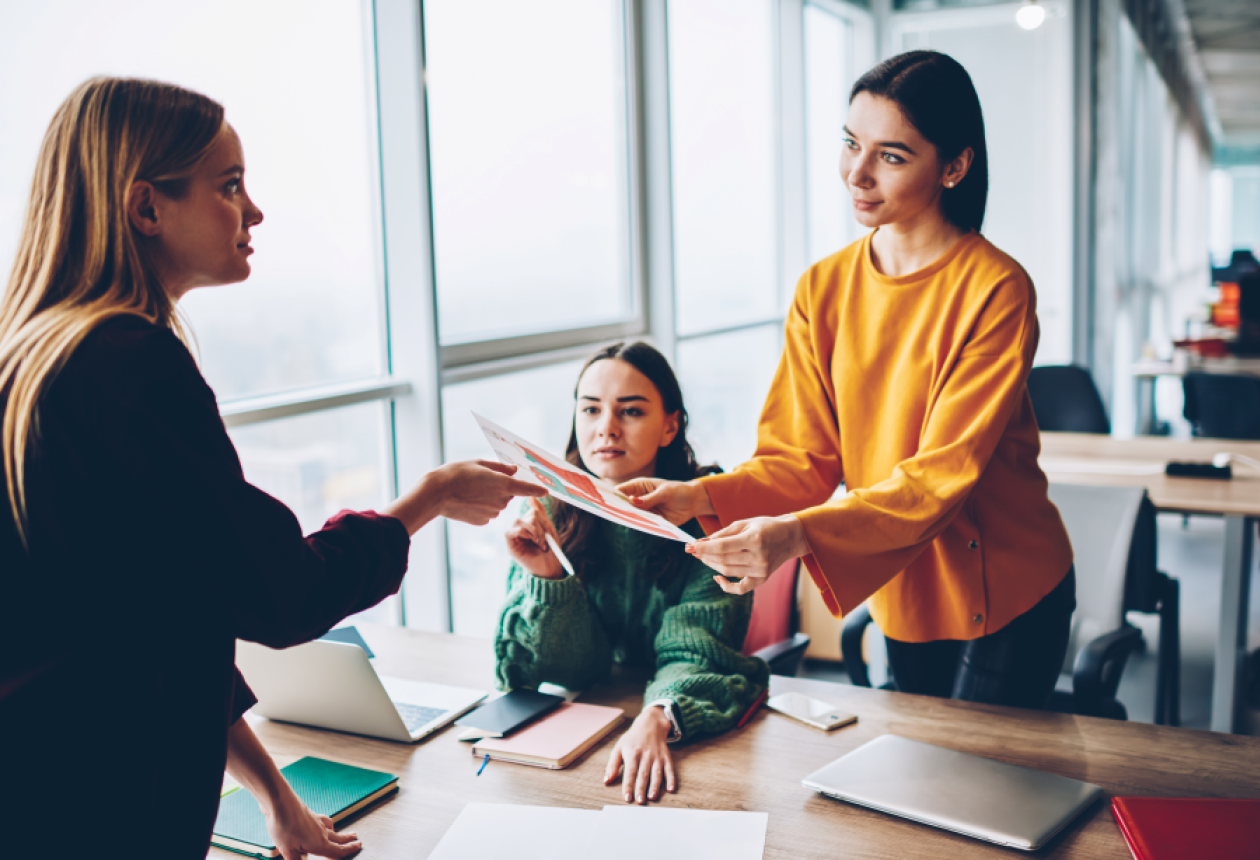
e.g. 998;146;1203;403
1039;432;1260;733
211;625;1260;860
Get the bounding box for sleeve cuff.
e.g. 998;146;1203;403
230;667;257;724
645;698;683;743
520;568;583;604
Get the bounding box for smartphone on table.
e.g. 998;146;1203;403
766;692;857;731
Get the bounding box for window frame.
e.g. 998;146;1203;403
218;0;878;634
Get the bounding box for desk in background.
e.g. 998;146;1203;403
1040;432;1260;733
1131;357;1260;434
211;625;1260;860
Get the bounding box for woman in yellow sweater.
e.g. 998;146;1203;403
623;50;1075;709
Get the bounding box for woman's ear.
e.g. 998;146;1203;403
942;146;974;189
127;181;162;237
659;411;681;449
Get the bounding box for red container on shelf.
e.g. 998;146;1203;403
1213;282;1241;329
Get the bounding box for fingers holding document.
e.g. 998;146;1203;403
616;477;715;526
384;459;547;533
686;514;810;596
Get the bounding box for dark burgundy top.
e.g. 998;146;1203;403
0;316;410;858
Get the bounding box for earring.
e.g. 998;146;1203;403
946;181;955;188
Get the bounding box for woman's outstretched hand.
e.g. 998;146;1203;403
686;515;809;595
385;460;547;533
604;706;677;804
616;478;714;526
505;497;565;579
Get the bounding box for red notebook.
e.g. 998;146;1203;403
1111;797;1260;860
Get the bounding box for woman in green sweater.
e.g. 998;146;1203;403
495;342;768;805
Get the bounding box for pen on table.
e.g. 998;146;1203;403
476;754;490;776
737;690;769;729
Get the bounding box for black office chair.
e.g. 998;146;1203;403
841;486;1180;725
1182;373;1260;439
1026;365;1110;434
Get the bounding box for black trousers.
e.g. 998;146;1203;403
883;567;1076;710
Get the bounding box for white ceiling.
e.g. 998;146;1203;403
1184;0;1260;145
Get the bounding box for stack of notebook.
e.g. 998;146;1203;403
212;757;398;858
471;702;625;768
455;689;624;769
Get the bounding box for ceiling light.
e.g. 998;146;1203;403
1016;0;1046;30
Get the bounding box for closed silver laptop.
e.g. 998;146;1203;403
802;734;1102;850
237;639;486;743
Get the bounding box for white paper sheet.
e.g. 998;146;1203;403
474;412;694;542
588;806;769;860
427;803;599;860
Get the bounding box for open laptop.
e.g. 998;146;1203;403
236;637;487;743
802;735;1102;850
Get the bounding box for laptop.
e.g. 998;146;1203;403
802;734;1103;850
236;637;487;743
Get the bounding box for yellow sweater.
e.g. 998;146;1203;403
700;231;1073;643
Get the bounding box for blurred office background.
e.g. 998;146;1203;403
2;0;1258;708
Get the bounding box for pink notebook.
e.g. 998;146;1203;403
471;702;624;769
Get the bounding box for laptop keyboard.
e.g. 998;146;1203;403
394;702;447;734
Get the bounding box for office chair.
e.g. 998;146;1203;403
1182;373;1260;439
841;484;1180;724
743;559;811;676
1027;365;1110;434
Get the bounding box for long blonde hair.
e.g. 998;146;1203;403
0;77;224;545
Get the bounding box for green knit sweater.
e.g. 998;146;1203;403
494;506;769;741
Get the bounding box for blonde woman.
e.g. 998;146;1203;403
0;78;544;859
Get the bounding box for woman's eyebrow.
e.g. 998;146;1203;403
579;394;649;403
843;126;917;156
217;164;244;176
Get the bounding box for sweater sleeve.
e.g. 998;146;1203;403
230;668;257;724
494;562;614;692
791;274;1039;616
645;560;769;740
80;324;411;647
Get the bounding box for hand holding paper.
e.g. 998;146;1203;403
686;514;810;596
476;413;694;542
617;476;716;526
505;498;567;580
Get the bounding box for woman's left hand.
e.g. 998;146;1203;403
686;514;809;595
604;706;677;804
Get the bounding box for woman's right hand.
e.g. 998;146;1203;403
431;460;547;525
505;497;565;580
616;478;714;526
385;459;546;533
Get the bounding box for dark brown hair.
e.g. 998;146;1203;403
850;50;989;232
551;341;718;584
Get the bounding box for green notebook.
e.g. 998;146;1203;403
212;757;399;858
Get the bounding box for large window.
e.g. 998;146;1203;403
0;0;400;623
422;0;641;635
3;0;883;638
440;362;584;635
424;0;635;347
804;2;865;265
668;0;782;336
